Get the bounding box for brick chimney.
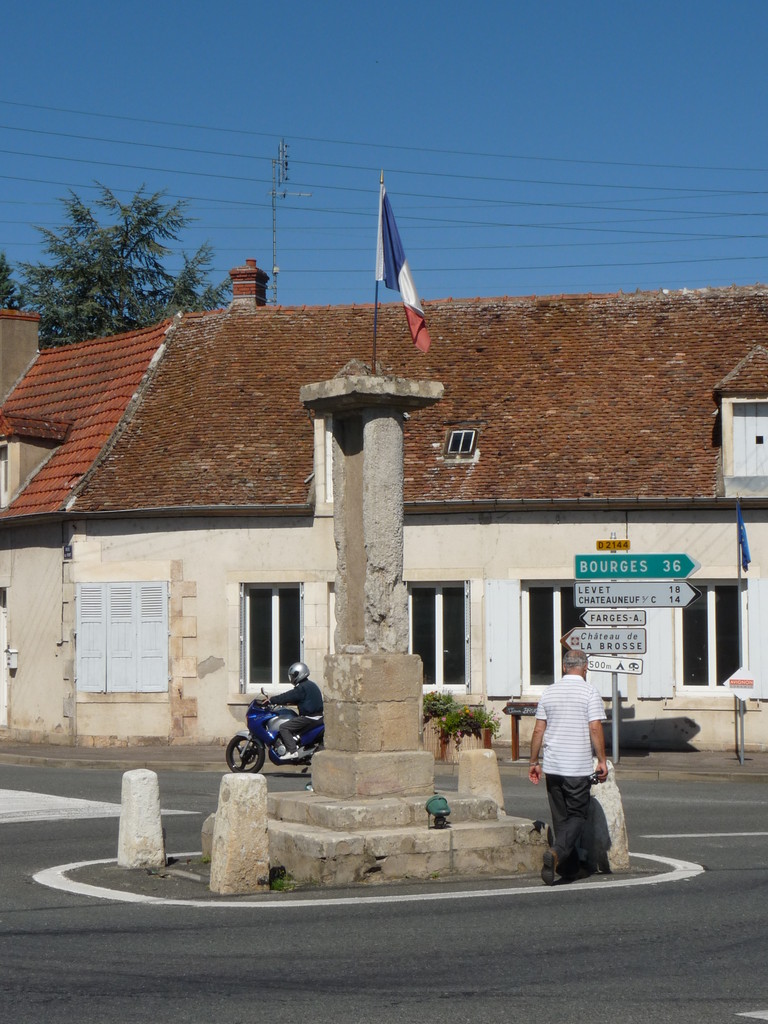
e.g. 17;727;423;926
0;310;39;403
229;259;269;309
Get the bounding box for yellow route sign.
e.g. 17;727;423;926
596;539;630;551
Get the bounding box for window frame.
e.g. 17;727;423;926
676;582;742;692
522;582;583;690
444;429;478;459
409;582;470;692
241;583;304;693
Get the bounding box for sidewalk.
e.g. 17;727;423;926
1;739;767;782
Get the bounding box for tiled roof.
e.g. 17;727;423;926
0;321;171;516
6;283;768;517
715;345;768;395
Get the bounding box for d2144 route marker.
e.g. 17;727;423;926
574;553;700;580
574;581;701;608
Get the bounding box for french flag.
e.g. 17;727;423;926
375;184;432;353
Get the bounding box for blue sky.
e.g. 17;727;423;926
2;1;768;308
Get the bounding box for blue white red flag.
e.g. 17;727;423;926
737;500;751;572
375;184;431;353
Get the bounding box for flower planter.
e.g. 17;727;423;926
422;719;494;764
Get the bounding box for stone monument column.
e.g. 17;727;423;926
299;372;443;799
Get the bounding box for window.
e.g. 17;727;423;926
524;584;582;687
680;584;740;687
445;429;477;458
242;584;303;690
410;584;469;690
733;402;768;476
76;582;168;693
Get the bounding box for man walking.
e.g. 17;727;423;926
528;648;608;885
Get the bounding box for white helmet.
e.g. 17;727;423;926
288;661;310;685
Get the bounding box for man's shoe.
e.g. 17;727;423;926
280;749;299;760
541;848;558;886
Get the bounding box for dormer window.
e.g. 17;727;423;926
732;402;768;475
445;428;477;459
715;345;768;497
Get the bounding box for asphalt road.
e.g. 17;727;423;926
1;763;767;1024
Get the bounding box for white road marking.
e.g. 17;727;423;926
737;1012;768;1020
33;851;704;908
0;788;193;824
642;831;768;839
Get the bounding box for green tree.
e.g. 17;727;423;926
0;251;25;310
22;185;230;346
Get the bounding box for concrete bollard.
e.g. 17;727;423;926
457;748;505;813
582;759;630;872
117;769;166;869
209;773;270;895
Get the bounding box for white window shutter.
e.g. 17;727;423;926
747;578;768;698
638;607;675;698
76;584;107;692
485;579;522;697
107;583;137;692
138;582;169;693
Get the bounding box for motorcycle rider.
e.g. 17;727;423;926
265;662;324;760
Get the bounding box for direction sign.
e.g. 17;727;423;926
723;667;758;701
574;553;699;580
562;627;646;655
588;655;644;675
574;581;701;608
581;609;646;626
596;539;630;551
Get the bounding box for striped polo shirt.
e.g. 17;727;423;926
536;674;606;776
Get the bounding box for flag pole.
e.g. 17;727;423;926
372;171;383;374
737;499;745;764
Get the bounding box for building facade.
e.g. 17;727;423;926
1;264;767;751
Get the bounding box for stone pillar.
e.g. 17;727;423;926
458;749;505;813
117;769;166;869
209;774;270;895
300;372;443;799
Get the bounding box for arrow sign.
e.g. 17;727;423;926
562;627;646;655
574;553;700;580
574;581;701;608
588;655;644;675
581;609;646;626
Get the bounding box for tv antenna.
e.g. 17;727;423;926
271;139;311;305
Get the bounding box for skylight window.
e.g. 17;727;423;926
445;429;477;459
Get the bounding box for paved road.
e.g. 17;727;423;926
1;764;767;1024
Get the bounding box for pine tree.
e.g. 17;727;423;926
22;185;230;346
0;251;24;310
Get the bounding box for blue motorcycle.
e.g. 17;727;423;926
225;695;325;773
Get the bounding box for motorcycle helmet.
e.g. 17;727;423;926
288;661;310;685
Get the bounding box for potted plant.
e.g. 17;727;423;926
422;691;501;759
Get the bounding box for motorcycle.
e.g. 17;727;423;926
225;694;324;773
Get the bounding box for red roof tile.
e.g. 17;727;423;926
5;284;768;517
0;320;171;516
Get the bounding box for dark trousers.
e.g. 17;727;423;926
278;716;319;752
545;773;592;876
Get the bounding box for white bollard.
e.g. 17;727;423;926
582;760;630;872
457;748;505;813
117;769;166;869
209;773;270;895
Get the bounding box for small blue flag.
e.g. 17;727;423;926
737;500;751;572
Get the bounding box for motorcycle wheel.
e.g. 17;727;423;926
225;736;265;773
